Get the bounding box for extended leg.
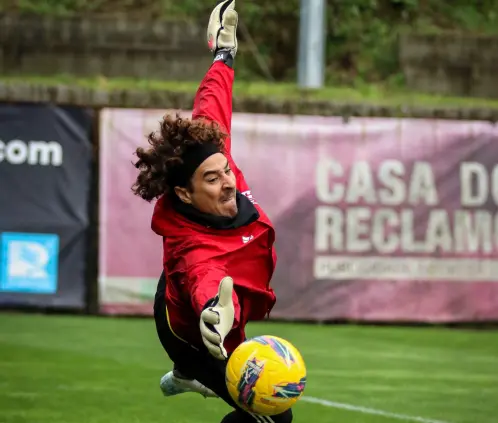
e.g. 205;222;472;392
159;368;218;398
154;275;217;399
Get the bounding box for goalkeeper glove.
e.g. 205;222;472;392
200;276;235;360
207;0;238;68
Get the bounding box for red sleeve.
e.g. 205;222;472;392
192;61;234;156
185;263;241;328
191;61;253;194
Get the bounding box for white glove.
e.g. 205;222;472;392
200;276;235;360
207;0;238;61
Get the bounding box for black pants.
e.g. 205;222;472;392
153;274;293;423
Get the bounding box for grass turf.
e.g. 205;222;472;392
0;312;497;423
2;74;498;110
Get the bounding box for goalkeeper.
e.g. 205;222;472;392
132;1;293;422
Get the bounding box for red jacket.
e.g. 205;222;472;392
151;61;277;354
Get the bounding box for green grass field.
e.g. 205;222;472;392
1;313;497;423
3;74;498;111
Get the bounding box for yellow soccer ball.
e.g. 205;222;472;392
225;335;307;416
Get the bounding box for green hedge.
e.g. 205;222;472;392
2;0;498;84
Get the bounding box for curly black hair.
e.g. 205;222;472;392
132;114;227;202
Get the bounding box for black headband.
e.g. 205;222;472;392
168;142;221;188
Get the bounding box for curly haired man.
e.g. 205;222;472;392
132;2;292;422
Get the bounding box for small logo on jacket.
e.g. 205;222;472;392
241;190;257;204
242;235;254;244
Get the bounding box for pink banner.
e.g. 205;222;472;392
99;109;498;321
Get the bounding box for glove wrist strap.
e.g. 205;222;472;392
213;48;234;68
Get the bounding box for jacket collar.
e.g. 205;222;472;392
170;190;259;230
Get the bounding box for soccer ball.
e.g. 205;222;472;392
225;335;307;416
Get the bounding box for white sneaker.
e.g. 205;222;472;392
160;371;218;398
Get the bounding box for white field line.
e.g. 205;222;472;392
301;396;452;423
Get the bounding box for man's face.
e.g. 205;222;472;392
175;153;237;218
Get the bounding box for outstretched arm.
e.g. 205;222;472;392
192;61;234;155
192;0;238;157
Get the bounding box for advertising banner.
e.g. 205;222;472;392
0;104;94;309
99;108;498;321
